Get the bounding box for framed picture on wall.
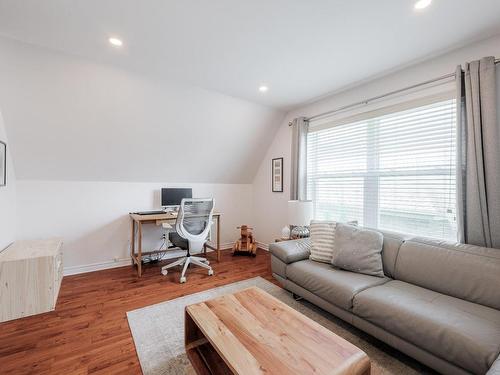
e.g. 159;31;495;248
0;141;6;186
272;157;283;192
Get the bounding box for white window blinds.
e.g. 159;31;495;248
307;98;457;241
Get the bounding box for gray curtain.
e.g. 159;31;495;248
290;117;309;200
456;56;500;248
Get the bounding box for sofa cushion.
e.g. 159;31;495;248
394;238;500;310
309;220;337;263
286;259;389;311
353;280;500;374
332;223;384;277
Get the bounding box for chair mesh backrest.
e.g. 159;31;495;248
176;199;214;236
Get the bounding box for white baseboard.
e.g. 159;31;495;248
63;242;235;276
256;242;269;251
64;258;132;276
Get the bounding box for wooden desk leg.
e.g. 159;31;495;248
217;215;221;262
131;219;135;266
138;221;143;277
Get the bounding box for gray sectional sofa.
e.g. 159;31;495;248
270;231;500;375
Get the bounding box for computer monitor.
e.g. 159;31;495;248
161;188;193;207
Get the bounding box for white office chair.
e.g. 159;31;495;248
161;198;214;283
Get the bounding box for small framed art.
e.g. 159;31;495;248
272;157;283;192
0;141;6;187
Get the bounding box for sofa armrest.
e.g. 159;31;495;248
269;239;311;264
487;355;500;375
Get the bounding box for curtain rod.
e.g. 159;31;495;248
292;58;500;124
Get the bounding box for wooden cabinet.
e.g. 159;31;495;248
0;238;63;323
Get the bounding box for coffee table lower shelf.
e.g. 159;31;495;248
185;313;233;375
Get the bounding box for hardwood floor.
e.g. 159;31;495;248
0;249;274;375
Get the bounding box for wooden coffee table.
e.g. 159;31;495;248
185;287;370;374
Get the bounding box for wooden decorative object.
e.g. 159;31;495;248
185;287;371;375
232;225;257;256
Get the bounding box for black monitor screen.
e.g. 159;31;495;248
161;188;192;206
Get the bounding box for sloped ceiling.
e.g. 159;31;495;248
1;0;500;108
0;38;284;183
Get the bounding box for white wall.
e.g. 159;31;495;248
0;109;16;251
0;37;283;273
17;180;252;274
252;33;500;245
0;37;284;184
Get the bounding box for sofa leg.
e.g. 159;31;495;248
292;292;303;301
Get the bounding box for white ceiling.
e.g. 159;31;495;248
1;0;500;109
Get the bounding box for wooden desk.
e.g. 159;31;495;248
129;212;221;277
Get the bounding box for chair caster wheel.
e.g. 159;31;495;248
180;277;187;283
161;269;168;276
208;269;214;276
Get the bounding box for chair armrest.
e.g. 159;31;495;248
269;239;311;264
487;355;500;375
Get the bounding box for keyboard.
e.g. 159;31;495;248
133;210;166;215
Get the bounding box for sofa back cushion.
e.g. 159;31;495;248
394;237;500;310
376;229;412;278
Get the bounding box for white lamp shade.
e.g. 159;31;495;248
288;200;313;227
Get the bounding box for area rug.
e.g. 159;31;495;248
127;276;435;375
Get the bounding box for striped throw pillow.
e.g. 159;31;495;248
309;220;337;263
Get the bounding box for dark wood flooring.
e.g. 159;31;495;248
0;249;274;375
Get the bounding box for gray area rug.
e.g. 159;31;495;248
127;277;434;375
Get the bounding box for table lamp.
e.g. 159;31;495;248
288;200;313;239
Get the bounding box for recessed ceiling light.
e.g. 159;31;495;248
259;86;268;93
108;37;123;47
414;0;432;10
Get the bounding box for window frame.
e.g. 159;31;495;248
306;92;457;240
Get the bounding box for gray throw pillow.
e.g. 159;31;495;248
332;223;384;277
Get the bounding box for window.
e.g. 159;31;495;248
307;98;457;241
